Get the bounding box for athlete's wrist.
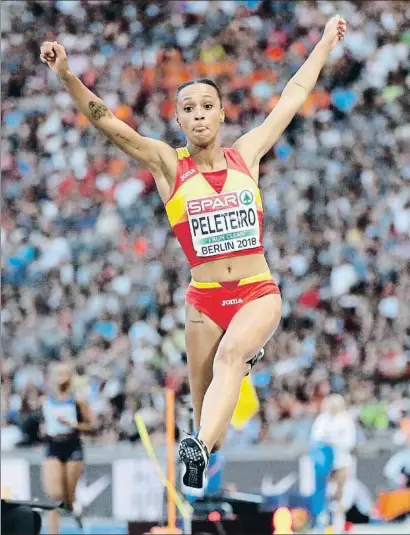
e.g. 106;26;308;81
57;68;74;83
316;38;333;55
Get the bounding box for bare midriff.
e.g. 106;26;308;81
190;253;270;283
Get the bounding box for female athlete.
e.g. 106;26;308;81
41;363;93;533
311;394;357;531
40;14;346;489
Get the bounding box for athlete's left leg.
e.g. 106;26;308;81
329;467;349;531
197;293;282;453
211;347;265;453
180;293;281;487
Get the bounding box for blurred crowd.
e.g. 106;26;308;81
1;0;410;451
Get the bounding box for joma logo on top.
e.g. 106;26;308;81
181;169;196;181
187;193;239;215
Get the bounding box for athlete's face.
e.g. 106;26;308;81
176;84;224;147
52;364;72;391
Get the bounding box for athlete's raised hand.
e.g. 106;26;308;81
321;15;347;51
40;40;69;75
39;39;175;190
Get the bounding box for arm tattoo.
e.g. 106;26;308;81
115;132;141;150
190;320;204;324
59;71;70;83
88;101;113;120
293;81;308;91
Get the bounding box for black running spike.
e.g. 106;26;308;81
179;436;209;489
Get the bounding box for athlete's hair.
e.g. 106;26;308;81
323;393;346;413
176;78;223;106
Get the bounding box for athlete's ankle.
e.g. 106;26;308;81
196;433;212;455
211;442;222;454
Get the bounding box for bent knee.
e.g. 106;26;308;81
214;342;243;369
46;490;64;502
43;481;64;503
64;501;74;511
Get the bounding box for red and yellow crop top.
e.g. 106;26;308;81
165;147;264;268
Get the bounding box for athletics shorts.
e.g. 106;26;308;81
185;270;281;331
45;436;84;463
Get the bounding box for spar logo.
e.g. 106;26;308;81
187;192;239;215
239;190;253;205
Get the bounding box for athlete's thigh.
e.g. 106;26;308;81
218;293;282;363
185;302;224;428
64;460;84;507
42;458;65;500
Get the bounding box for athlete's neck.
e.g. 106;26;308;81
53;385;72;399
187;141;225;172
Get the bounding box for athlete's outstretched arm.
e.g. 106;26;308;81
40;41;177;196
233;15;347;170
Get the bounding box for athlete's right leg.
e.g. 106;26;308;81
42;457;65;534
185;302;224;444
64;459;85;528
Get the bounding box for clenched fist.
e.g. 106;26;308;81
321;15;347;51
40;41;69;75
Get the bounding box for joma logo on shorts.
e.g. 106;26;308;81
222;298;243;306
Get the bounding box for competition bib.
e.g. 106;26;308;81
187;189;261;257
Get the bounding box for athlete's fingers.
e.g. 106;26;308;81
40;53;54;64
41;42;54;55
40;42;58;63
52;42;66;58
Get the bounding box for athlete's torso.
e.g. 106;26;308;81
165;147;266;277
312;413;356;453
42;394;79;438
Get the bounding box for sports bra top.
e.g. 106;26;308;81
165;147;264;268
42;394;80;438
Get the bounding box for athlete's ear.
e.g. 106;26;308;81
219;108;225;124
175;114;181;128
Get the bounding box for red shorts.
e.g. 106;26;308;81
185;270;281;331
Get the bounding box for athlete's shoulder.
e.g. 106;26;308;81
223;147;241;159
223;147;238;154
224;147;255;178
171;147;196;190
